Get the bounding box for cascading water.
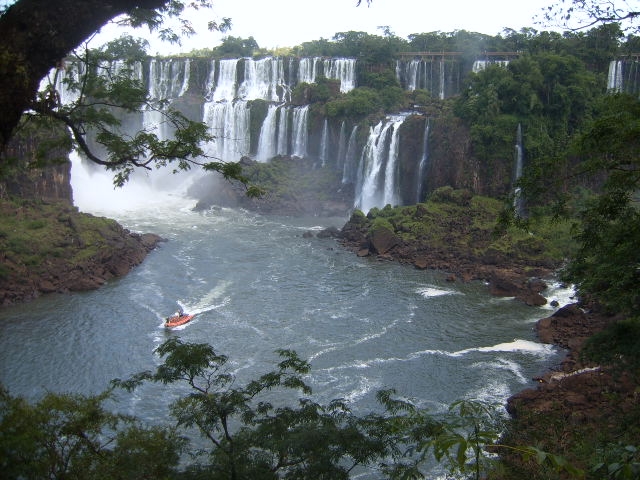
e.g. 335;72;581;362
256;104;279;162
415;118;430;203
323;58;357;93
276;106;289;155
238;57;288;102
213;59;239;102
298;57;320;84
319;119;329;167
342;126;359;185
336;121;347;173
513;123;525;218
148;58;190;101
202;101;251;161
291;106;309;158
472;59;509;73
145;59;190;141
354;115;407;213
607;60;623;92
297;57;356;93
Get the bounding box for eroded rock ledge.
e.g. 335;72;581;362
507;304;635;424
0;200;163;306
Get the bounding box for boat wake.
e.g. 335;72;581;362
157;282;232;330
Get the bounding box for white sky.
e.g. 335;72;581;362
91;0;559;55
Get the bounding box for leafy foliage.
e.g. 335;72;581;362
0;385;182;480
30;39;259;193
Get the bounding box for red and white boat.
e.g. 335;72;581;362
164;313;195;328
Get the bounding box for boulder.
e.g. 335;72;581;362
368;227;400;255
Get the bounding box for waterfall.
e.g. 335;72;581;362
323;58;357;92
355;115;406;212
342;125;359;184
416;118;430;203
439;59;446;100
205;60;216;101
291;106;309;158
298;57;321;84
382;118;403;207
472;59;509;73
607;60;623;92
213;59;239;101
202;100;250;161
336;121;347;173
148;58;190;101
403;60;420;91
319;119;329;166
276;106;289;155
238;57;287;102
513;123;525;218
256;104;279;162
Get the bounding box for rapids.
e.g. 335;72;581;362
0;160;573;476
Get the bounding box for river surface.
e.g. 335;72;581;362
0;167;571;474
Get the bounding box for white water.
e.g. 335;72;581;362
355;115;408;213
0;156;574;477
607;59;623;92
256;104;279;162
291;106;309;158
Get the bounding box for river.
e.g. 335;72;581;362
0;164;570;473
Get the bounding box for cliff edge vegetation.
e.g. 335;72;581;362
338;186;576;306
0;198;162;306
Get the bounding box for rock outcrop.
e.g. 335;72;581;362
0;200;163;306
507;304;636;427
337;197;560;305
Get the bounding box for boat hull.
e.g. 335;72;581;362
164;314;194;328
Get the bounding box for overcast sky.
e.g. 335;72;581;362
91;0;559;54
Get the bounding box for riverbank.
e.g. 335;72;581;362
329;190;639;476
495;304;639;478
0;199;162;306
335;188;574;306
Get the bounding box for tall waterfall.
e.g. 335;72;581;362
336;121;347;173
256;104;279;162
297;57;356;93
276;107;289;155
291;106;309;158
416;118;430;203
213;59;239;102
355;115;407;213
202;101;251;161
607;60;623;92
145;59;190;140
395;58;456;99
513;123;525;218
342;126;359;184
148;58;190;101
319;119;329;166
238;57;288;102
324;58;357;93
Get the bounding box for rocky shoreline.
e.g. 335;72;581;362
0;200;163;306
507;304;634;429
335;209;558;307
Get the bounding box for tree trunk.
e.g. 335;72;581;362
0;0;168;152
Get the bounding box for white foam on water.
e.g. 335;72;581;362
471;358;528;384
70;151;200;220
416;285;458;298
452;339;556;357
541;281;577;310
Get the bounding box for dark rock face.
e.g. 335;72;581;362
1;133;164;306
506;306;635;425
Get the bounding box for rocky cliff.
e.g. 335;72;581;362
0;126;162;307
